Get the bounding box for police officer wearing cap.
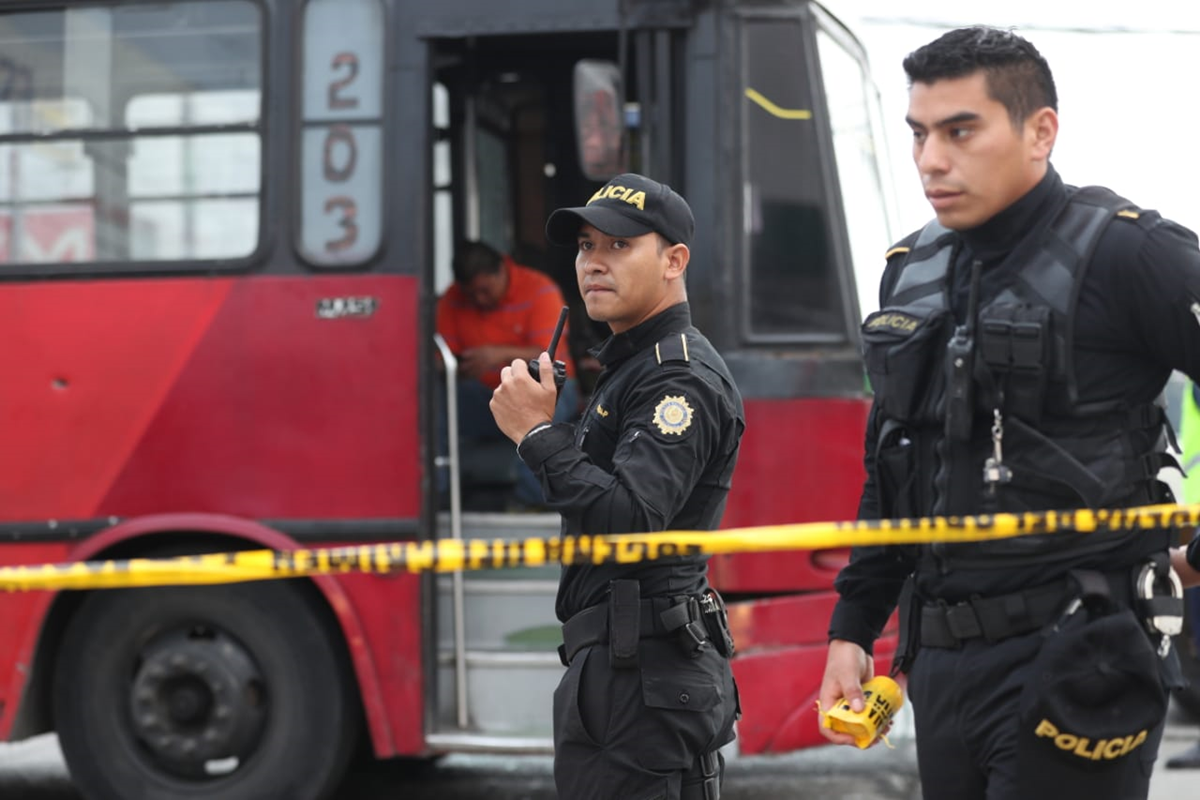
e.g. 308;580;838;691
817;27;1200;800
490;173;744;800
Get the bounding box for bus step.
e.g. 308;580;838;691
436;578;560;651
423;732;553;754
434;650;563;739
436;510;562;540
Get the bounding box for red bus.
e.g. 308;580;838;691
0;0;897;797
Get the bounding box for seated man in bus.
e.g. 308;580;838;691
436;240;579;509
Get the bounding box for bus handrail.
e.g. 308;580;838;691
432;333;469;730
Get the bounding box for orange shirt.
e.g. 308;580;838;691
437;257;573;390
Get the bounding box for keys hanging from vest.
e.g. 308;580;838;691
983;408;1013;491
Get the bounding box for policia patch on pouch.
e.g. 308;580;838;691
1017;605;1166;781
864;310;920;334
1032;718;1148;763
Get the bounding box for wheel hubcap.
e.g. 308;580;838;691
129;628;266;779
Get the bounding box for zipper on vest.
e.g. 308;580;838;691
944;260;981;442
932;259;983;575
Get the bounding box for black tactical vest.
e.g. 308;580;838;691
861;186;1176;566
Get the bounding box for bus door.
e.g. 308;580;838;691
423;21;679;749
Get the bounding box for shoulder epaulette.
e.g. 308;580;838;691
1070;185;1143;224
654;333;690;366
884;229;923;261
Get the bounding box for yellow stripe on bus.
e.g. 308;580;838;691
744;88;813;120
0;502;1196;592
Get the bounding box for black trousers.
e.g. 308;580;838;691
908;630;1166;800
553;637;738;800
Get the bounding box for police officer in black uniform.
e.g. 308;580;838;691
817;27;1200;800
490;173;744;800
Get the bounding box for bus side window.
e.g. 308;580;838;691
0;2;263;266
742;18;844;339
298;0;384;267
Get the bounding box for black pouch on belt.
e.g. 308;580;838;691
609;579;641;669
890;575;919;676
701;590;736;658
1015;571;1167;791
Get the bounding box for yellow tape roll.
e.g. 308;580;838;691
822;675;905;749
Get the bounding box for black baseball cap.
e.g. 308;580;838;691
1015;609;1166;785
546;173;694;247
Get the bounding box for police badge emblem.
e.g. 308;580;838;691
653;395;694;435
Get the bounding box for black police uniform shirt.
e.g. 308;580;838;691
517;302;745;622
829;166;1200;652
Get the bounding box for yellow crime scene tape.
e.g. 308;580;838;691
1;502;1197;592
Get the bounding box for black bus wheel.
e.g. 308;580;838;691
53;581;359;800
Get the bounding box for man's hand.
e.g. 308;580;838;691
818;639;875;746
490;352;559;444
1171;544;1200;589
460;345;514;381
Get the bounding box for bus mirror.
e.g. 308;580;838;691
573;60;625;181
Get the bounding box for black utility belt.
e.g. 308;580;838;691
559;583;734;667
920;579;1080;649
918;561;1179;650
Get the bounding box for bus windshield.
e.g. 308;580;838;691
814;12;896;319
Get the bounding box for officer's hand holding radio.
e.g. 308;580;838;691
525;306;569;394
490;307;569;444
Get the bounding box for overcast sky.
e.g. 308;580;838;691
838;2;1200;238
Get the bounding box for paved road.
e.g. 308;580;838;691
0;732;924;799
1150;709;1200;800
2;710;1196;799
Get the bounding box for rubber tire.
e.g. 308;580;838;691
1171;588;1200;721
53;581;359;800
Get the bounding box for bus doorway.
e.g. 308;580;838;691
426;30;642;749
430;30;642;396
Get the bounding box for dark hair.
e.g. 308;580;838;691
451;240;503;284
903;26;1057;127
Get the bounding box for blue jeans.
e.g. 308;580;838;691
439;377;580;506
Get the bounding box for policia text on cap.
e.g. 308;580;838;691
818;26;1200;800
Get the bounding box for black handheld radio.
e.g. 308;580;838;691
944;260;982;442
527;306;569;393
